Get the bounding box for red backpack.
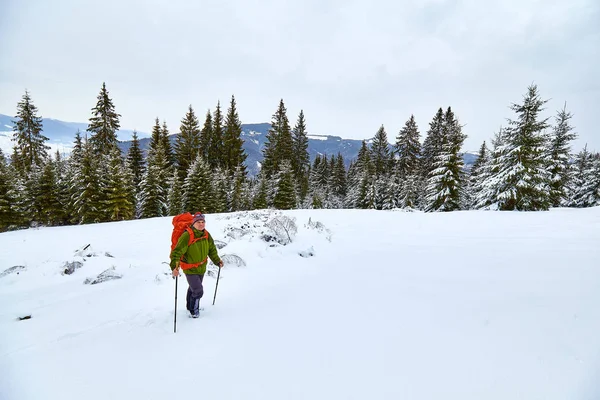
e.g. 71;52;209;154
171;212;209;270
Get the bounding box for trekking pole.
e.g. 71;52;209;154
174;274;178;333
212;266;221;305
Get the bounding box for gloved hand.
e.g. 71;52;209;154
218;260;224;268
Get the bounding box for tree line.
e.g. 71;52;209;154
1;82;599;232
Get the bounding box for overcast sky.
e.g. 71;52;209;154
1;0;598;151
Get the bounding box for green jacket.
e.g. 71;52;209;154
170;227;221;275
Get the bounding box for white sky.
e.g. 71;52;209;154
0;0;598;151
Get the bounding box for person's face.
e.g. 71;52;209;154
193;219;205;230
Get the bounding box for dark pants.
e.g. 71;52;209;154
185;274;204;314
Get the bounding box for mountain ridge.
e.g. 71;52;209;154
0;113;477;175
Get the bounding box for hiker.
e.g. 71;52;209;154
170;212;223;318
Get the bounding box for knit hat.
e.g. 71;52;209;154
192;213;205;223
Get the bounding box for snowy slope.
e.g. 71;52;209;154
1;208;599;400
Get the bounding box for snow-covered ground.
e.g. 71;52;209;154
1;208;599;400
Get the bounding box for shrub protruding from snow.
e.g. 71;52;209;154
0;266;26;279
84;267;123;285
264;215;297;245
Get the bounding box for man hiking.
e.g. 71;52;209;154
170;212;223;318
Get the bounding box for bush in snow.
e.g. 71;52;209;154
305;217;332;242
0;266;26;278
84;267;122;285
62;261;83;275
264;215;297;245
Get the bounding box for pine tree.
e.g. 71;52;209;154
104;147;135;221
182;154;214;213
87;82;121;155
476;128;506;209
126;130;145;191
465;141;489;209
424;107;467;212
208;102;225;169
495;84;551;211
395;114;421;178
421;108;445;179
149;118;162;155
262;99;293;178
291;110;310;188
199;110;212;161
11;90;49;175
252;173;268;210
331;153;347;207
547;104;577;207
73;138;104;224
230;166;246;212
346;140;373;209
223;95;247;176
37;159;63;226
273;160;297;209
0;149;23;231
309;154;330;209
213;167;229;213
175;105;201;180
370;125;391;178
162;121;175;168
139;142;170;218
570;146;600;207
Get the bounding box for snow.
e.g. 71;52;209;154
308;135;328;141
1;208;600;400
4;125;12;129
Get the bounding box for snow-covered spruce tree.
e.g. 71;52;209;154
309;154;329;209
37;159;63;226
273;160;297;210
11;90;49;176
494;84;551;211
52;150;71;225
230;166;246;212
72;138;104;224
394;114;422;209
0;149;24;231
138;141;171;218
371;125;392;178
424;107;466;212
175;105;202;181
262;99;293;179
199;110;212;161
252;172;269;210
208;101;225;169
330;153;347;208
421;108;445;180
345;140;373;209
570;146;600;207
149;118;162;155
126;130;145;192
182;154;214;214
547;104;577;207
161;121;175;168
87;82;121;156
395;115;421;177
104;147;135;221
464;141;489;209
223;95;247;177
167;169;184;216
291;110;310;202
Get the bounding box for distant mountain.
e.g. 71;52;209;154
117;122;365;176
1;113;477;176
0;113;148;155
